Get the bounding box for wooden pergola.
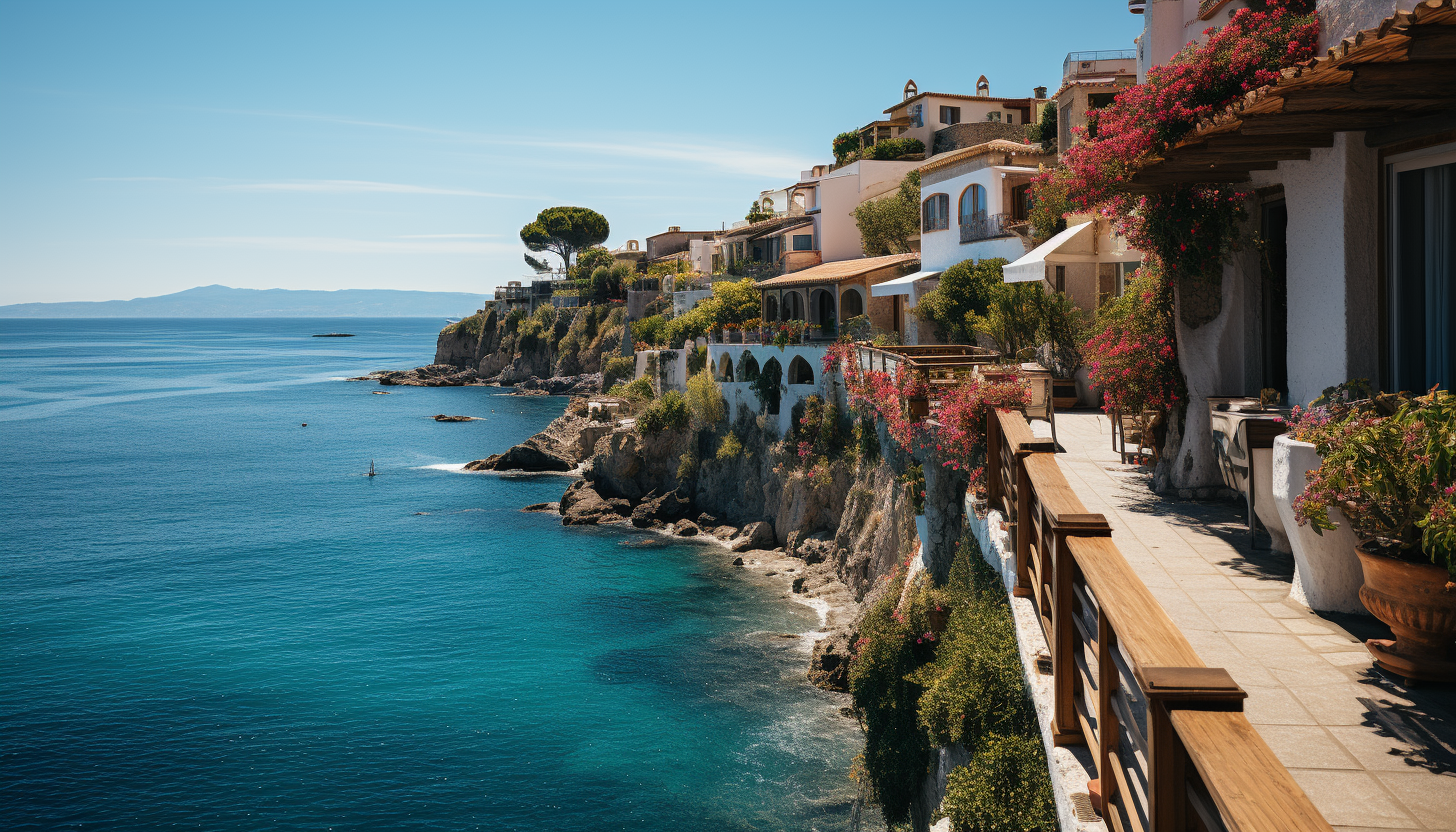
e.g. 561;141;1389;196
1128;1;1456;191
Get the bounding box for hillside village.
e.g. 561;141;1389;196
428;3;1456;831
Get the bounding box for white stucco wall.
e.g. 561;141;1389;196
1277;131;1380;406
919;165;1028;272
817;160;921;264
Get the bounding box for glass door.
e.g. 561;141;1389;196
1389;146;1456;393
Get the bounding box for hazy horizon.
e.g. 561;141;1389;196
0;1;1141;306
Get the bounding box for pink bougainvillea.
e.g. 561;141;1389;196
1032;0;1319;419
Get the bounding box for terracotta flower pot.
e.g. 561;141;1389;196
1355;542;1456;684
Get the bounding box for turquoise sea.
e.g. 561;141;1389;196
0;319;870;831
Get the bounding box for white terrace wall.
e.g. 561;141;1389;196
633;344;842;436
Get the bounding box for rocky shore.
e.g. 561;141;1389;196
351;365;600;395
480;395;920;694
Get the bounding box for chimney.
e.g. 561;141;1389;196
668;226;680;232
1034;85;1047;99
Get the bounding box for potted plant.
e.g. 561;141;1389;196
1294;389;1456;683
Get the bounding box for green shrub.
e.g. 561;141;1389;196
833;130;862;164
716;433;743;460
854;415;881;462
913;258;1006;345
504;308;527;335
602;356;635;391
636;390;689;435
848;573;934;826
866;137;925;160
676;450;698;482
941;734;1056;832
913;555;1033;745
443;312;485;339
750;356;782;414
632;314;667;347
609;375;655;404
685;370;725;428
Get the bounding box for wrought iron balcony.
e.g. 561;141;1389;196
960;213;1014;244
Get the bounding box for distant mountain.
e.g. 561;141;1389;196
0;285;490;318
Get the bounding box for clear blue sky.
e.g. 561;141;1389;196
0;1;1142;305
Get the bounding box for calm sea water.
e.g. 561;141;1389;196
0;319;868;832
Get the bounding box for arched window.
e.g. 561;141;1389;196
787;356;814;385
922;194;950;232
760;358;783;414
783;291;805;321
761;196;774;212
719;353;734;381
737;351;760;383
959;185;987;226
840;288;864;320
764;294;778;322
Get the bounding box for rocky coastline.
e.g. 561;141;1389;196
474;395;919;693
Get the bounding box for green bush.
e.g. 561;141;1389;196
684;370;725;428
504;308;527;336
913;259;1005;345
941;734;1056;832
833;130;862;164
443;312;485;339
866;137;925;160
602;356;635;391
676;450;698;482
750;356;782;414
848;573;934;826
631;314;666;346
636;390;689;435
608;375;655;404
716;433;743;460
913;555;1033;745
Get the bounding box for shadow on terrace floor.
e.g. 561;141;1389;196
1101;464;1295;584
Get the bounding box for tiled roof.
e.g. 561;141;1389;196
919;140;1047;174
756;253;919;289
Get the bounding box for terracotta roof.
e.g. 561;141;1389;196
756;253;919;289
919;140;1048;174
885;92;1040;115
720;215;812;241
1129;0;1456;190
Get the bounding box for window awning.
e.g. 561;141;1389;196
1003;222;1091;283
1002;221;1142;283
871;269;942;298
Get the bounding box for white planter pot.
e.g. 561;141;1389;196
1250;446;1290;555
1272;434;1366;614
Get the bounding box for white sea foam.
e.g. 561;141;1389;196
419;462;469;472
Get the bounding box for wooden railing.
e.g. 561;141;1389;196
984;409;1333;832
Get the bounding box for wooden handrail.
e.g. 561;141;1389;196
979;409;1333;832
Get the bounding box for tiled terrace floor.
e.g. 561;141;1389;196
1052;411;1456;832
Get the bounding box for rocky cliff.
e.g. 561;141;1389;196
434;306;626;385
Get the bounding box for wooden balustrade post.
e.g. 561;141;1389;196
1138;667;1246;831
1050;512;1111;744
1091;613;1117;816
986;409;1003;522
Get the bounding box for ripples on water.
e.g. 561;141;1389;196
0;319;873;832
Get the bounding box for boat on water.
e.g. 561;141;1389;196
313;333;355;337
367;460;376;477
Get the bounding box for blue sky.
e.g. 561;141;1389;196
0;1;1142;305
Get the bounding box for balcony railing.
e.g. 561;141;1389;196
984;408;1334;832
960;213;1014;244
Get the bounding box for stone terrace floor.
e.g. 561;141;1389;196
1050;411;1456;832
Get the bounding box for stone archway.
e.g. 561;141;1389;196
840;286;865;320
719;352;734;381
782;291;805;322
787;355;814;385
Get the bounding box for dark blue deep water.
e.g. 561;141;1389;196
0;319;866;831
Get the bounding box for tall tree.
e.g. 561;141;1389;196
519;207;610;272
